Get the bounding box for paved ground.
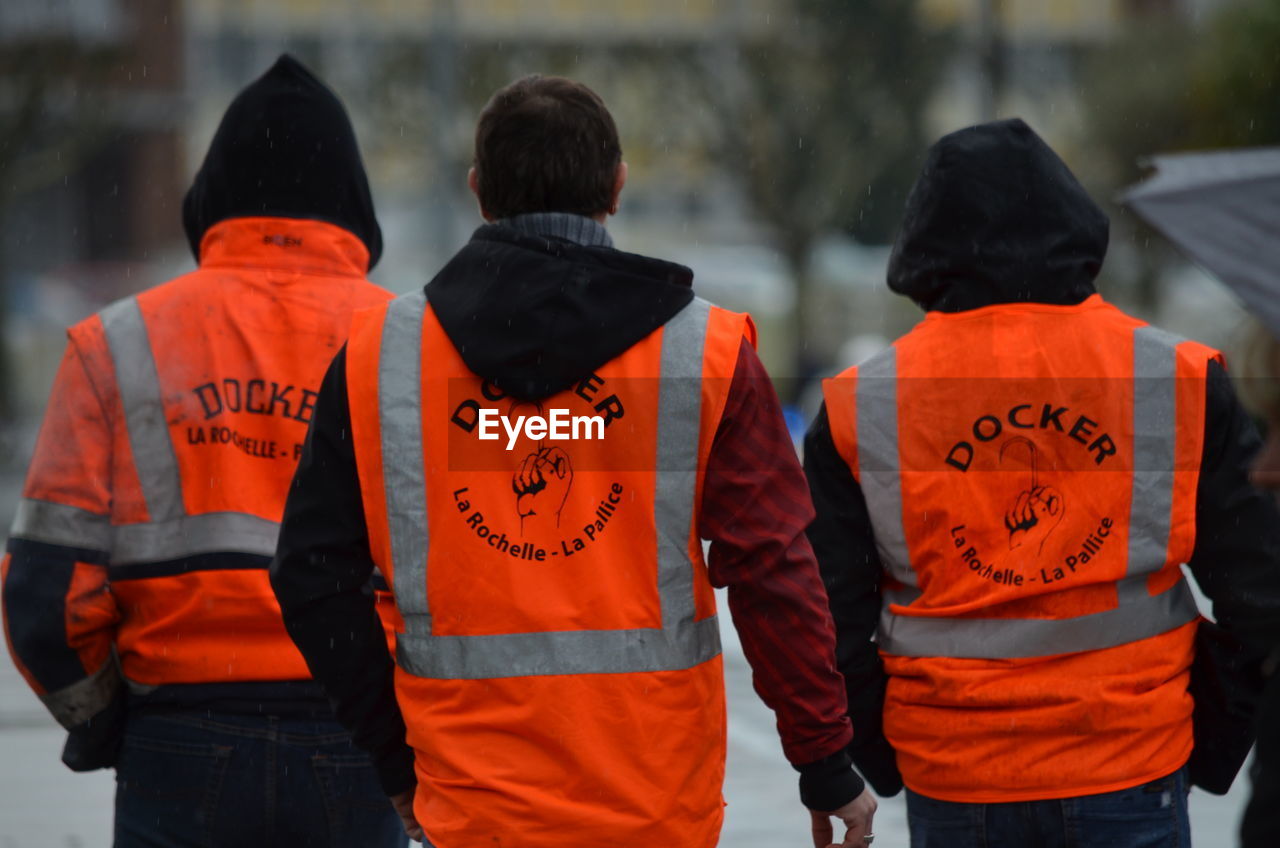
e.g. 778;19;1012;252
0;596;1252;846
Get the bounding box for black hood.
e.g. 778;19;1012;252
426;225;695;401
182;54;383;270
887;118;1108;312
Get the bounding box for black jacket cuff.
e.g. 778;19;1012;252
796;747;866;811
849;732;904;797
373;742;417;797
61;688;128;772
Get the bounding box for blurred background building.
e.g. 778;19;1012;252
0;0;1267;427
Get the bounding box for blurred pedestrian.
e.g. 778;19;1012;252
270;74;877;848
1122;144;1280;848
804;118;1280;847
1;55;406;847
1235;320;1280;847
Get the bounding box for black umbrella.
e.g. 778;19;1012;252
1122;148;1280;338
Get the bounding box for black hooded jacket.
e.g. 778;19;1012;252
805;118;1280;795
427;224;694;400
183;54;382;269
271;225;700;795
53;55;387;768
272;221;868;807
886;118;1107;313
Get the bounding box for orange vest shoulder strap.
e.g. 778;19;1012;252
821;342;899;486
698;303;753;451
1144;329;1220;579
346;294;413;581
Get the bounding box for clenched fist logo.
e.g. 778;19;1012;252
513;446;573;530
1004;485;1065;553
999;437;1065;555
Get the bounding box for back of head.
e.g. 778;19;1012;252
887;118;1109;312
473;75;621;219
182;54;383;269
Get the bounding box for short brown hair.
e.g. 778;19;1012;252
473;75;621;220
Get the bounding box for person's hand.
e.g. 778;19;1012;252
390;790;424;842
810;787;877;848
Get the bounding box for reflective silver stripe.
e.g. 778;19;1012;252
100;298;185;522
1123;326;1180;604
110;512;280;565
878;578;1199;659
9;499;111;550
854;347;916;587
655;298;710;631
391;297;720;679
378;292;431;637
39;658;122;729
397;618;722;679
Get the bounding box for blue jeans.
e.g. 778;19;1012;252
906;767;1191;848
113;711;409;848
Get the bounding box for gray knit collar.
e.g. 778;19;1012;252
496;212;614;249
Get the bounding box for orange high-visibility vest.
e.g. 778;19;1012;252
345;293;752;848
4;218;392;721
823;294;1217;803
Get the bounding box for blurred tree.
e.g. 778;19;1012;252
1081;20;1196;191
1079;18;1197;310
1186;0;1280;149
1083;0;1280;310
708;0;951;392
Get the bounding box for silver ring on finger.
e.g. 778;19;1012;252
864;835;875;845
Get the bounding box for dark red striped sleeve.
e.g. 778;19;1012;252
699;339;854;767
